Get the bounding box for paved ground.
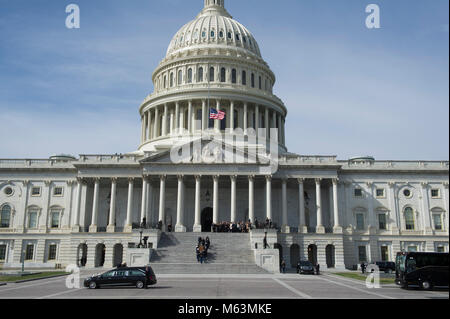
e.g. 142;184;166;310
0;270;448;299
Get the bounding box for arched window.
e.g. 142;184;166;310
170;73;174;87
404;207;415;230
220;68;226;82
219;30;224;38
187;68;193;83
209;67;215;82
231;69;237;84
163;75;167;88
211;30;215;38
227;32;232;39
259;76;262;89
178;70;183;85
0;205;11;228
251;73;255;88
242;70;247;85
198;67;204;82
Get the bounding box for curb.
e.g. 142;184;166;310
14;273;69;284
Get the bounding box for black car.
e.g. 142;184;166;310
84;266;157;289
375;261;396;273
297;261;315;275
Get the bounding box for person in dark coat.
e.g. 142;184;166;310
315;263;320;275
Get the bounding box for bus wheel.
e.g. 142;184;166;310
421;280;432;290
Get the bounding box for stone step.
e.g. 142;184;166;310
149;263;269;274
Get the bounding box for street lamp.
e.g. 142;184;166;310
138;226;144;248
21;248;25;273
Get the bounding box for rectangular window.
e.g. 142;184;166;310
31;187;41;196
51;212;60;228
376;188;385;198
380;246;389;262
48;244;57;260
407;246;417;252
354;188;363;197
405;211;415;230
433;214;443;230
53;187;63;196
28;211;38;229
0;244;6;261
358;246;367;262
356;214;365;230
431;189;440;198
437;246;445;253
378;214;387;230
25;244;34;261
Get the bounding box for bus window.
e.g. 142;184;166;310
406;258;416;273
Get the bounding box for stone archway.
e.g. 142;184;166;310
290;244;300;268
274;243;283;266
95;243;106;268
77;243;88;267
113;244;123;267
201;207;213;232
308;244;317;265
326;245;335;268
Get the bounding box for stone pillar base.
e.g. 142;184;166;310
175;224;186;232
298;225;308;234
193;224;202;233
89;225;98;233
333;226;343;234
107;225;116;233
38;226;47;233
316;225;325;234
391;226;400;235
281;225;290;233
124;225;133;233
424;227;434;235
71;225;80;233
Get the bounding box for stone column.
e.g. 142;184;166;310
421;182;433;235
175;175;186;232
230;101;235;133
298;178;307;233
443;182;449;231
332;179;342;233
265;107;269;140
193;175;202;232
230;175;237;223
147;111;151;141
388;182;400;234
188;100;193;133
248;175;255;223
215;100;221;131
266;175;272;220
107;178;117;233
162;103;168;136
140;177;148;226
89;178;100;233
202;100;207;131
277;115;282;143
72;178;83;232
159;175;166;231
255;105;260;134
213;175;219;224
125;178;134;232
243;102;248;134
175;102;180;133
153;107;159;138
366;182;376;233
281;178;289;233
141;115;145;143
315;178;325;233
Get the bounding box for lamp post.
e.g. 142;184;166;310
138;226;144;248
21;248;25;273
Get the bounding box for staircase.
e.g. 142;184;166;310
149;233;268;274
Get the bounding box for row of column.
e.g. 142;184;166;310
72;176;341;234
140;100;286;145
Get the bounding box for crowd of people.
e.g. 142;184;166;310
212;221;251;233
196;237;211;264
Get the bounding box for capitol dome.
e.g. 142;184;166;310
166;0;262;58
138;0;288;154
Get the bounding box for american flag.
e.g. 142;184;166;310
209;108;226;120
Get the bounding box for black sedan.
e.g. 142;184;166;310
297;261;315;275
84;266;157;289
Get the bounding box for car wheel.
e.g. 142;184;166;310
89;281;97;289
136;281;145;289
421;280;432;290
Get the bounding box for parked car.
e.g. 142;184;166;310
84;266;157;289
375;261;396;273
297;261;315;275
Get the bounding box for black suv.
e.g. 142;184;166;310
375;261;396;273
297;261;315;275
84;266;157;289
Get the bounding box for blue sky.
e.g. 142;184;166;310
0;0;448;160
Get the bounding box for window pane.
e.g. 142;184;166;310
25;244;34;260
0;205;11;228
0;245;6;260
405;208;415;230
433;214;442;230
358;246;367;262
378;214;386;230
48;245;57;260
51;212;60;228
29;212;37;228
356;214;364;230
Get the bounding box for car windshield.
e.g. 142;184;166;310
300;261;312;266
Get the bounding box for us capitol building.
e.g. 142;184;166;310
0;0;448;272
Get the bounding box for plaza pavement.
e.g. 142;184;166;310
0;270;448;299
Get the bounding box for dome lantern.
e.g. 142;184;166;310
204;0;224;8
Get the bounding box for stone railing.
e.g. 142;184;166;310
279;155;338;165
78;154;143;164
341;160;449;170
0;159;75;168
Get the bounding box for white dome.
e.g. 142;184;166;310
166;1;262;58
